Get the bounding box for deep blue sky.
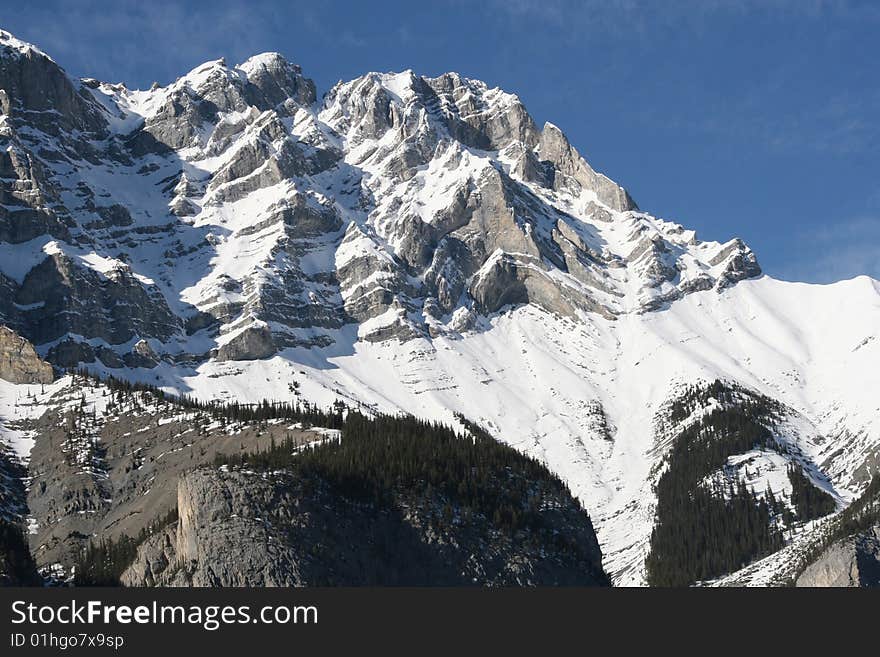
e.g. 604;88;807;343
4;1;878;282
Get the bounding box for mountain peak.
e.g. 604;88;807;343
0;29;52;62
1;30;760;352
238;51;293;73
236;51;316;108
0;29;106;136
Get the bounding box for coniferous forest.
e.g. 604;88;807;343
67;371;607;586
645;403;786;586
72;367;594;540
72;368;346;429
217;412;595;540
647;382;805;586
834;474;880;539
0;518;41;586
74;369;587;539
36;372;857;587
74;507;179;586
787;465;836;521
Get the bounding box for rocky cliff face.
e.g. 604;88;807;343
792;476;880;587
122;466;606;587
0;325;52;384
0;374;608;586
796;527;880;587
13;375;318;573
0;28;760;364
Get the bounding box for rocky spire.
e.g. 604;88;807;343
238;52;317;108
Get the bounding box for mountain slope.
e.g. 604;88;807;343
0;372;607;586
116;413;608;587
1;28;878;585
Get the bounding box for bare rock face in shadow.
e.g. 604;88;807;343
122;466;609;587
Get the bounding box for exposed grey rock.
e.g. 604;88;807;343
552;223;617;297
208;113;297;186
162;470;305;586
0;134;72;243
628;235;678;288
95;346;124;369
469;252;609;319
171;172;201;197
238;52;317;109
796;527;880;587
21;378;319;572
712;239;762;289
470;254;537;314
361;316;424;343
132;64;242;153
83;203;133;229
0;27;763;365
216;325;275;361
425;236;476;314
47;339;96;368
424;72;539;151
205;134;314;204
0;325;52;384
0;33;107;137
17;253;181;348
449;307;477;333
538;123;636;212
169;196;198;217
509;144;555;188
184;311;217;336
0;272;20;329
123;465;607;587
123;339;159;368
336;225;418;324
119;528;177;587
323;73;397;143
583;201;614;224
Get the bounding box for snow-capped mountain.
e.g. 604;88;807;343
1;28;878;585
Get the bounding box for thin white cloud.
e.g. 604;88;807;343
777;216;880;283
6;0;339;87
473;0;880;156
482;0;880;29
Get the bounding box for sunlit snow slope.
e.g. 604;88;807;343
111;274;879;584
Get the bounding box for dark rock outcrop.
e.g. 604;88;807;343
216;325;275;361
17;253;181;348
123;465;608;587
0;31;107;137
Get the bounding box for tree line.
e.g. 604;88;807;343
646;385;787;586
646;380;842;586
69;368;346;429
787;465;836;521
216;411;587;537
